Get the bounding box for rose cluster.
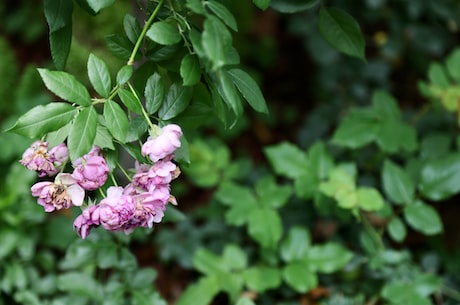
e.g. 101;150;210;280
21;124;182;239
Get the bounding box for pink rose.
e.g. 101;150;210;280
141;124;182;162
73;205;101;239
21;141;68;177
132;159;180;192
98;187;135;232
72;146;110;190
31;173;85;212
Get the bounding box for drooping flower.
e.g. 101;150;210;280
31;173;85;212
132;158;180;192
72;146;110;190
129;187;171;230
73;204;100;239
141;124;182;162
20;141;69;177
98;186;135;232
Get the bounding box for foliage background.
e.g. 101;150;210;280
1;0;460;304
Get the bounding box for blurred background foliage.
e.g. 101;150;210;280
1;0;460;304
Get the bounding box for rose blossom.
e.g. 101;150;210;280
73;204;100;239
98;186;135;232
20;141;69;177
129;187;170;230
141;124;182;162
132;159;180;192
72;146;110;190
31;173;85;212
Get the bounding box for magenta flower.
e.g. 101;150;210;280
98;187;136;232
141;124;182;162
73;205;101;239
72;146;110;190
20;141;69;177
31;173;85;212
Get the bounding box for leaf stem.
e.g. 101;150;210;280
128;0;165;65
128;82;156;131
116;161;133;182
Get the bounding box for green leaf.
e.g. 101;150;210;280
387;217;407;242
252;0;271;10
94;125;115;150
206;1;238;31
382;160;414;205
176;276;219;305
158;83;193;120
419;153;460;201
282;261;318;293
68;106;98;162
372;90;401;120
403;201;443;235
147;20;181;45
44;0;73;33
217;69;243;117
202;15;232;69
57;272;103;301
49;24;72;70
96;243;118;269
87;54;111;98
86;0;115;13
46;122;72;147
105;34;133;60
248;208;282;249
382;282;432;305
130;268;158;289
123;14;142;43
280;227;311;262
193;248;225;275
331;109;379;148
255;175;292;209
428;63;450;88
116;65;133;85
180;54;201;86
357;187;384;211
307;243;353;273
104;100;129;142
38;69;91;106
228;68;269;114
118;88;143;115
235;297;256;305
307;141;334;179
215;182;258;226
318;7;365;60
243;266;281;292
270;0;320;13
222;244;248;270
7;102;76;138
187;0;206;14
145;73;165;114
446;48;460;83
0;230;19;260
264;142;309;179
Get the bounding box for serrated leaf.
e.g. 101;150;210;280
282;262;317;293
118;88;143;114
228;68;268;114
248;208;282;249
105;34;133;60
44;0;73;33
49;23;72;70
318;7;365;60
180;54;201;86
88;53;111;98
68;106;98;162
202;15;232;69
145;73;165;114
147;20;181;45
94;125;115;150
206;1;238;31
104;100;129;142
217;69;243;116
123;14;141;44
116;65;133;85
38;69;91;106
158;83;193;120
7;103;76;138
382;160;414;205
404;202;443;235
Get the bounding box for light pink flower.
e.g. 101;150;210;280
31;173;85;212
73;205;101;239
130;187;170;229
98;186;135;232
132;159;180;192
21;141;68;177
72;146;110;190
141;124;182;162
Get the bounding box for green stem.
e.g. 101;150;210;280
127;0;165;65
360;211;385;253
116;161;133;182
128;82;156;131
